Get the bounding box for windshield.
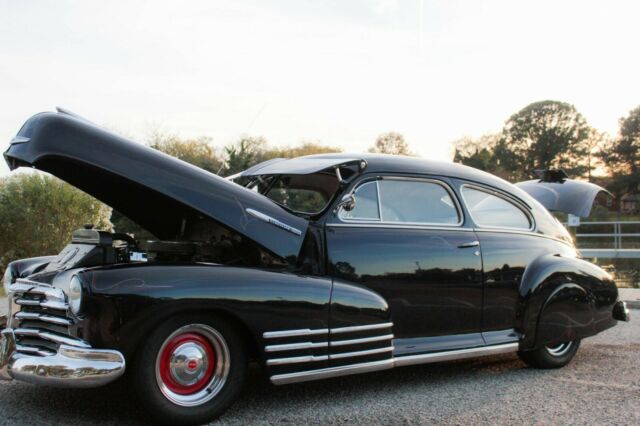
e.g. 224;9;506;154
250;172;340;215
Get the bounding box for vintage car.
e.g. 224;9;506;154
0;110;631;424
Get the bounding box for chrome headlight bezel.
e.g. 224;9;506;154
68;275;83;315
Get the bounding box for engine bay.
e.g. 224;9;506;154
45;223;286;272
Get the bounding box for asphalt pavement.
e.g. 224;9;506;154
0;298;639;425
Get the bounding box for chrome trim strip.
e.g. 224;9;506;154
267;354;328;366
329;346;393;360
267;346;394;365
263;328;329;339
15;345;56;357
15;312;73;326
330;322;394;334
326;223;475;232
330;334;394;347
265;341;328;352
271;358;394;385
246;208;302;236
394;343;518;367
15;299;68;310
13;328;91;349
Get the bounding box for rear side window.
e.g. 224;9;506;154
341;179;460;225
461;186;531;230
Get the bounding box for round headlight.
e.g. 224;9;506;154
3;267;13;296
68;275;83;315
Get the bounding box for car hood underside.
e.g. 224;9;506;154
3;110;310;260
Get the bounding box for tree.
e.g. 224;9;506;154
0;173;112;273
599;106;640;194
494;101;593;181
452;134;503;175
148;131;224;174
224;136;268;175
223;138;343;175
369;132;413;155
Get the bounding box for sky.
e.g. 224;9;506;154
1;0;639;175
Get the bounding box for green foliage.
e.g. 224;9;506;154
452;134;506;176
0;173;112;272
369;132;413;156
224;136;269;175
148;131;224;174
599;105;640;194
224;137;342;175
495;100;594;181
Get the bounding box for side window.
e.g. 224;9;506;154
461;186;531;230
340;179;460;225
341;181;380;220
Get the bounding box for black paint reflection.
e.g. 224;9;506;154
327;227;483;339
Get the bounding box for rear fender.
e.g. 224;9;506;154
518;254;618;349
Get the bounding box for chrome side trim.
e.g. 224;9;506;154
15;311;73;326
271;358;394;385
263;322;394;340
329;346;393;360
246;208;303;236
330;322;393;334
267;346;394;365
326;223;476;232
394;342;518;367
330;334;394;347
13;328;91;349
263;328;329;339
267;354;328;366
265;341;329;352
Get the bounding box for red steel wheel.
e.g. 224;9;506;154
155;324;230;407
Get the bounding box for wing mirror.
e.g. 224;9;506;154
335;193;356;213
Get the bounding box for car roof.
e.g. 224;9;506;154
260;152;523;198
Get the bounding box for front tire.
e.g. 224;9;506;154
518;340;580;369
132;314;247;425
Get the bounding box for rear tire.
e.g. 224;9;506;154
131;314;247;425
518;340;580;369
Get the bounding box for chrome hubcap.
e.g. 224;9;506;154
155;324;230;407
546;341;573;357
169;342;208;386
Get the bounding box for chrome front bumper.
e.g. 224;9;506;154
0;316;125;388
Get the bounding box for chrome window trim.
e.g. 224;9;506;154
338;176;464;227
326;222;572;246
327;223;475;232
459;184;535;232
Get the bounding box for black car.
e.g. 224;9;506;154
0;110;630;424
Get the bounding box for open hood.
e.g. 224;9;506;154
4;110;308;260
515;176;612;217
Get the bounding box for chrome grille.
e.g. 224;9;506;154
8;278;88;356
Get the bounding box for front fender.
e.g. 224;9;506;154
518;254;618;349
79;264;333;359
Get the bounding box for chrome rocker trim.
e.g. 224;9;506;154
270;341;519;385
0;322;126;388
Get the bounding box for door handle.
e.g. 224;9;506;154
458;241;480;248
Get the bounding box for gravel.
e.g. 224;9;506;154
1;300;639;425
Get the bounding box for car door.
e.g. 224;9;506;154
326;176;484;356
456;183;574;343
